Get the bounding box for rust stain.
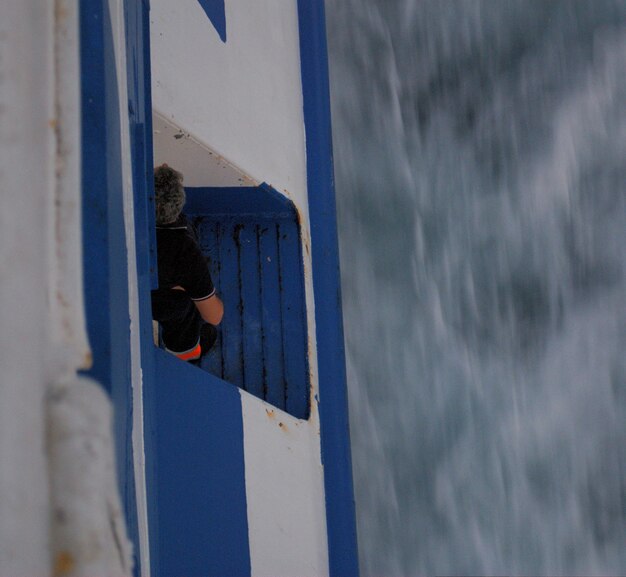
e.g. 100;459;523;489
307;359;318;418
265;408;275;419
53;551;75;576
49;118;58;129
281;188;296;203
294;203;303;227
81;350;93;370
55;0;69;22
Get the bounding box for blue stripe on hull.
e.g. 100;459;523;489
80;0;140;571
151;351;250;577
196;0;227;43
297;0;361;575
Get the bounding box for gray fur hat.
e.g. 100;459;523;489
154;164;185;225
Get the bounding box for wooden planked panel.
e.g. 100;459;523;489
278;220;309;419
258;223;285;410
197;217;224;378
185;203;310;419
217;220;244;388
238;223;264;398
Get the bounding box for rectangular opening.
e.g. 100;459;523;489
148;26;310;419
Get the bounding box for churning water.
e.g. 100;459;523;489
326;1;626;575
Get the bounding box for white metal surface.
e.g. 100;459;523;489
152;112;257;187
150;0;307;204
241;391;329;577
0;3;53;572
0;1;130;575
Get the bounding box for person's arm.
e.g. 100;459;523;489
182;234;223;324
194;293;224;325
173;284;223;325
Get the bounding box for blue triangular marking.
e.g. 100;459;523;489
196;0;226;43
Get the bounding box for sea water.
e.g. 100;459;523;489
326;1;626;575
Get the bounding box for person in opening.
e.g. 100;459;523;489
151;164;223;363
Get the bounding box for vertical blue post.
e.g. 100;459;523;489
297;1;360;575
124;0;158;574
80;0;140;571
